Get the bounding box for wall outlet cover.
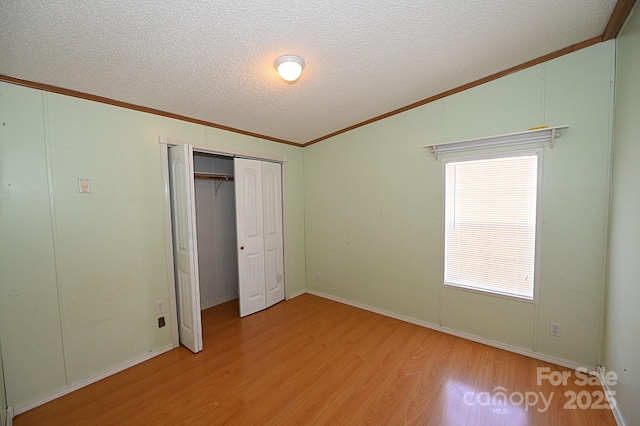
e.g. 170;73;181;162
78;178;91;193
155;300;166;315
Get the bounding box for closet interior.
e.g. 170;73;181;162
193;152;239;310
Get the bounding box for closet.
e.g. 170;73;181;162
166;143;285;354
193;153;238;310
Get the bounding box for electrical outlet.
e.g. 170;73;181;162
550;322;561;337
316;272;320;281
78;178;91;194
158;317;165;328
155;300;166;315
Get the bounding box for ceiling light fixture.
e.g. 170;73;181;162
274;54;305;82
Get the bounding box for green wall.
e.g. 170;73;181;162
0;83;305;408
0;33;627;416
305;41;615;368
604;4;640;424
0;336;6;426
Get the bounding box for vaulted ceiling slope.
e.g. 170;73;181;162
0;1;631;145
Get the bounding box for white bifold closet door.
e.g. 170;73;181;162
167;144;203;353
234;158;285;317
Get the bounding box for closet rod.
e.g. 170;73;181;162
194;173;234;181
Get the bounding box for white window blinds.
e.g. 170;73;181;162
444;152;540;300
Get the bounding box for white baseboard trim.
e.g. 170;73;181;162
306;289;591;371
287;288;307;299
6;406;14;426
13;344;174;416
596;365;625;426
201;295;239;311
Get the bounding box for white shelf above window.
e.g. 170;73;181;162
424;125;570;160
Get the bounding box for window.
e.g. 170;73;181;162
443;151;541;301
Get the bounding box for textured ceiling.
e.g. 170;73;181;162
0;0;618;144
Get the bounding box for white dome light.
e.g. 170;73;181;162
274;55;305;82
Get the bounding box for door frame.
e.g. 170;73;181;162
159;136;290;349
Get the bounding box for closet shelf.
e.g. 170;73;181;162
194;172;234;181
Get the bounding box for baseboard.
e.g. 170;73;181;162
306;289;591;371
596;365;625;425
287;288;307;299
201;295;239;311
6;406;13;426
13;344;174;416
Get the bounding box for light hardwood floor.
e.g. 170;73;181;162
15;294;615;425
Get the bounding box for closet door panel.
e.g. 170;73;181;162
262;162;285;307
243;169;260;237
265;248;279;293
246;253;264;300
168;144;203;353
235;158;267;317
